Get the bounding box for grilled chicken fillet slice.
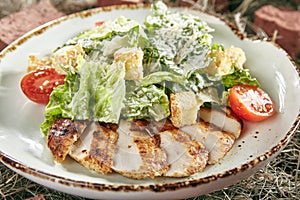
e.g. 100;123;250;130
181;121;235;164
47;118;89;163
199;107;243;139
46;106;240;179
159;129;209;177
112;120;170;179
69;122;118;175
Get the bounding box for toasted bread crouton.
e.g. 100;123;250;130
114;47;143;80
225;47;246;69
52;44;85;73
170;91;198;128
27;55;52;72
205;46;246;77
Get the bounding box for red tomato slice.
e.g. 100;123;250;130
20;68;65;104
229;84;275;122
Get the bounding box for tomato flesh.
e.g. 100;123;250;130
20;68;65;104
229;84;275;122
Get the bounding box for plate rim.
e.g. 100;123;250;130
1;3;300;194
1;116;299;192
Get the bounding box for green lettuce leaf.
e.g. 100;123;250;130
222;69;261;89
59;16;148;58
122;83;170;121
71;59;126;123
93;61;126;123
78;16;141;41
144;1;213;76
40;72;79;135
40;58;126;135
141;71;187;87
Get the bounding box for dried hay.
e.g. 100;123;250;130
1;131;299;199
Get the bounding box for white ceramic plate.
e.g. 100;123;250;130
0;4;299;200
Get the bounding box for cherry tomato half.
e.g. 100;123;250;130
229;84;275;122
20;67;65;104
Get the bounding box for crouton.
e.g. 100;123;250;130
114;47;143;80
205;46;246;77
52;44;85;73
27;55;52;72
170;91;198;128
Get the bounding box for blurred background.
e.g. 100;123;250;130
1;0;299;63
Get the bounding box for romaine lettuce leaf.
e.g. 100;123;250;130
61;16;149;59
186;70;213;93
71;58;126;123
93;61;126;123
78;16;141;41
70;59;92;120
40;58;126;135
141;71;187;87
222;69;260;89
40;72;79;135
122;83;170;121
144;1;213;76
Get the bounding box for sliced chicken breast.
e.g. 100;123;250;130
69;122;118;175
181;121;235;164
47;118;89;163
199;107;242;139
112;120;169;179
159;129;208;177
47;112;237;179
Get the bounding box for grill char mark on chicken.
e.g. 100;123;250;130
112;120;170;179
69;122;118;175
181;121;236;164
47;118;89;163
46;107;242;179
159;129;208;177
